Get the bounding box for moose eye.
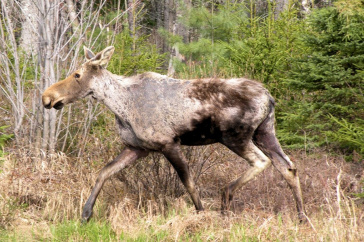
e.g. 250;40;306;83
74;73;81;78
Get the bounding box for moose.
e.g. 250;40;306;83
42;46;306;222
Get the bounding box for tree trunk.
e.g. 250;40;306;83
177;0;191;43
38;0;59;152
20;0;38;56
65;0;82;45
301;0;311;14
0;0;25;141
167;0;191;76
127;0;136;41
163;0;176;53
275;0;289;18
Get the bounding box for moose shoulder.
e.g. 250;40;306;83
42;46;306;222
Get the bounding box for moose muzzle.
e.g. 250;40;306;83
42;84;66;110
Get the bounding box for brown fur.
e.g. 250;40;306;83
187;78;261;109
42;46;306;223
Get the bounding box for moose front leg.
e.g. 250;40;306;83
82;147;148;222
162;144;204;211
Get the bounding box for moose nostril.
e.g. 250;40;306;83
42;96;52;109
44;103;52;109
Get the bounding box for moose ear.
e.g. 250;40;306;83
84;46;96;60
89;46;115;68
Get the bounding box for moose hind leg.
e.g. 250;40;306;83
162;144;203;211
254;130;306;221
262;148;305;221
221;141;271;213
272;156;306;222
82;147;148;222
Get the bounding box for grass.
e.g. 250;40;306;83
0;147;363;241
0;202;363;241
50;220;117;241
1;206;362;241
0;220;116;241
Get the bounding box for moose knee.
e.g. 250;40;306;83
288;168;297;176
252;159;271;172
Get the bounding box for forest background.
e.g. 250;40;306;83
0;0;363;240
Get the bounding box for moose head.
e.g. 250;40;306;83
42;46;115;110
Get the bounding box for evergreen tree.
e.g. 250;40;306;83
108;29;166;76
160;1;249;78
284;0;364;155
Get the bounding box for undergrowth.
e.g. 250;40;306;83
0;148;363;241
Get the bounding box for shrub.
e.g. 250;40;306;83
108;29;166;76
284;0;364;152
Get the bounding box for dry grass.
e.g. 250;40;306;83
0;146;363;241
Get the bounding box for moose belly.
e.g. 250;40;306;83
178;117;222;146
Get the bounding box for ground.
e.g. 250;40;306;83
0;145;363;241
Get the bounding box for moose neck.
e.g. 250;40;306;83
91;69;130;117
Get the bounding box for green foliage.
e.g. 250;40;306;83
0;45;37;90
0;126;13;157
284;0;364;152
165;1;249;78
326;115;364;157
108;29;166;76
276;101;323;149
0;126;12;148
222;5;307;88
180;1;246;42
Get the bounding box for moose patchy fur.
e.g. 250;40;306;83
42;46;306;222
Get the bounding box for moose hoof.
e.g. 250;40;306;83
81;209;93;223
221;209;229;216
298;212;308;224
221;188;233;213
